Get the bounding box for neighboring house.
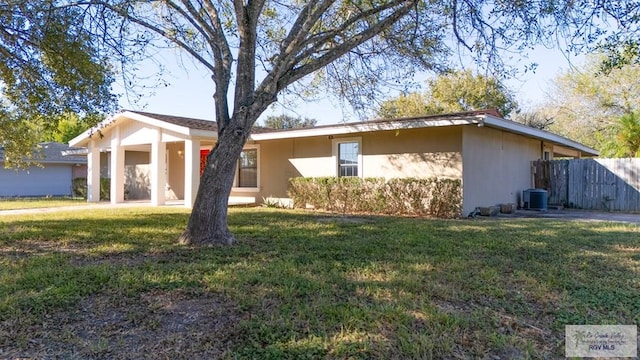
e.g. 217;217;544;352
0;142;87;197
69;109;598;215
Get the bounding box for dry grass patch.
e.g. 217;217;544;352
2;289;240;359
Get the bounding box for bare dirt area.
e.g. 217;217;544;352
1;290;241;360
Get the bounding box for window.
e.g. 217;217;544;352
333;137;362;177
338;142;359;177
237;148;258;188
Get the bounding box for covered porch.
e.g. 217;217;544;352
70;111;255;208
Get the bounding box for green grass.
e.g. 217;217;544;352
1;208;638;358
0;197;86;210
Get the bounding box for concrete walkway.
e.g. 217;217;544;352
0;201;181;216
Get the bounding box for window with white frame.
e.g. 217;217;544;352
237;148;258;188
333;137;362;177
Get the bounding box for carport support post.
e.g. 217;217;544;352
87;140;101;202
184;139;200;208
151;128;166;206
110;126;125;204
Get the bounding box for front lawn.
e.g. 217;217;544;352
1;208;638;358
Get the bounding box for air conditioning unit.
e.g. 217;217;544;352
523;189;548;211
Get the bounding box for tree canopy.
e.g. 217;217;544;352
377;70;518;119
426;70;518;116
509;111;554;131
599;112;640;157
0;1;115;166
537;54;640;153
262;114;317;129
40;113;105;145
600;40;640;72
376;92;431;119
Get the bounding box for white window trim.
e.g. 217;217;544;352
232;144;260;192
332;136;362;178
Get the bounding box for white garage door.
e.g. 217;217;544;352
0;164;72;197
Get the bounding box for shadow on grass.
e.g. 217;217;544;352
1;208;638;358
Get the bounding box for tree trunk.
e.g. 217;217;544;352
177;121;249;246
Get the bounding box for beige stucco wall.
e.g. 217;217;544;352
125;151;150;165
244;138;299;200
361;127;462;179
461;125;541;216
288;136;335;177
101;151;149;177
251;126;463;201
98;150;152;200
124;151;151;200
166;142;185;200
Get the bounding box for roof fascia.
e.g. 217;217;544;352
250;117;480;141
482;115;599;156
69;113;120;147
69;111;194;147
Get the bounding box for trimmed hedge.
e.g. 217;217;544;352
288;177;462;218
72;177;111;200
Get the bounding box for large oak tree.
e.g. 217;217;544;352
32;0;640;245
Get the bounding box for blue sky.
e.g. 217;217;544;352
117;45;584;126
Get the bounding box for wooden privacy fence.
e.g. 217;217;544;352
533;158;640;212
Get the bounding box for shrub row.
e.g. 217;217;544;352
288;177;462;218
72;178;111;200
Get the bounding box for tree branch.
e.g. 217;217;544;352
232;0;267;128
76;1;216;73
199;0;233;128
275;1;416;91
166;1;214;43
275;0;335;66
287;0;411;70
